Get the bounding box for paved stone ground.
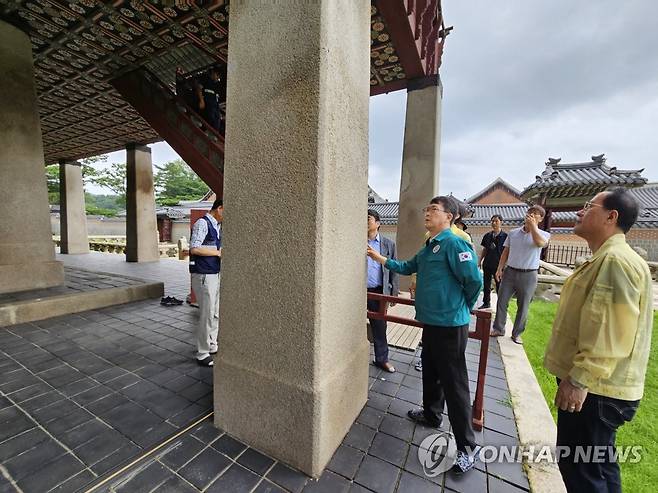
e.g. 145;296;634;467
0;252;529;492
0;267;149;305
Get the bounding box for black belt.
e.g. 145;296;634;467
367;286;383;291
507;266;538;273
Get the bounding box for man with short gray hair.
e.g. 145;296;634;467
544;188;652;492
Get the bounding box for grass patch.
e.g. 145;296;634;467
508;300;657;492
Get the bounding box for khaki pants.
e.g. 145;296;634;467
191;273;220;359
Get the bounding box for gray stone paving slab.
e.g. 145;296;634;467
0;252;527;492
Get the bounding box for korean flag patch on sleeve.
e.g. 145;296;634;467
458;251;473;262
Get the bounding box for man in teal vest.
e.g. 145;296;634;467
367;195;482;474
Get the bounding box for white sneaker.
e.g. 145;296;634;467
452;447;479;474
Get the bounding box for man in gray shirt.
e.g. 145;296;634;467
491;205;550;344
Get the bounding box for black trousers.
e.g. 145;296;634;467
422;324;476;452
367;286;389;363
481;267;500;306
556;379;639;493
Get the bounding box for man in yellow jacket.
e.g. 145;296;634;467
544;188;653;493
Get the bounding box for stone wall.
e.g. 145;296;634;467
52;215;194;243
50;215;658;261
627;228;658;261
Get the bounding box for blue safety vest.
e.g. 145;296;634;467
189;216;221;274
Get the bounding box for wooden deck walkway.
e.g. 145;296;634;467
380;296;422;351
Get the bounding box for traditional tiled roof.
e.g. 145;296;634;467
162;183;658;230
521;155;647;201
466;177;522;203
629;183;658;209
155;201;212;220
462;204;575;226
463;201;658;229
367;202;399;225
368;186;387;204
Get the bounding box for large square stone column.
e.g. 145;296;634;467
215;0;370;477
0;20;64;294
125;143;159;262
59;160;89;254
396;76;442;290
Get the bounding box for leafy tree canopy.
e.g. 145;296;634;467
46;155;208;215
154;159;208;204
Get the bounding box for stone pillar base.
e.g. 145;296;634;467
0;261;64;295
215;342;367;477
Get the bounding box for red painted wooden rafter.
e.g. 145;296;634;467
372;0;448;96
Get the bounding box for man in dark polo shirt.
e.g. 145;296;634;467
478;215;507;309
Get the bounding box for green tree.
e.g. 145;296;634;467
86;161;126;198
45;155;106;205
154;159;208;205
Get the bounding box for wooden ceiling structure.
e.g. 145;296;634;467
0;0;448;165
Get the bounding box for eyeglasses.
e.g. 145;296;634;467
582;200;605;211
422;206;446;214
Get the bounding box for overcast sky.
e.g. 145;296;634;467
102;0;658;201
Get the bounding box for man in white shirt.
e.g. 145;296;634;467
491;205;550;344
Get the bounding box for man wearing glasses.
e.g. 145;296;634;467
367;196;483;474
366;209;399;373
490;204;550;344
543;188;652;492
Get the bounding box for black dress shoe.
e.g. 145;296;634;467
407;408;441;428
197;356;214;367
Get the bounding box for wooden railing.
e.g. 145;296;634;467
367;292;492;431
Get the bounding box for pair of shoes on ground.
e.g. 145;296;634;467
490;330;523;345
373;360;396;373
414;359;422;372
160;296;183;306
407;408;480;474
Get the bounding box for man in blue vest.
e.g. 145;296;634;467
189;199;223;367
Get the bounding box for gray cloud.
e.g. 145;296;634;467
369;0;658;202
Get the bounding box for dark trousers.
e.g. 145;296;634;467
482;268;500;306
203;101;221;131
556;379;639;493
367;286;389;364
422;324;476;452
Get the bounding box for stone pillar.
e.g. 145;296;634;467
215;0;370;477
396;76;442;290
59;160;89;254
0;21;64;294
125;143;159;262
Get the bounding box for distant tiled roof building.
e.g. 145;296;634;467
466;177;522;205
521;154;647;206
367;202;399;225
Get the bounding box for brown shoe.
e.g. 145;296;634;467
489;330;505;337
374;361;396;373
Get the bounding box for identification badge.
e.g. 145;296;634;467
458;251;473;262
432;244;441;254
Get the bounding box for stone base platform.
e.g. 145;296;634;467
0;267;164;327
